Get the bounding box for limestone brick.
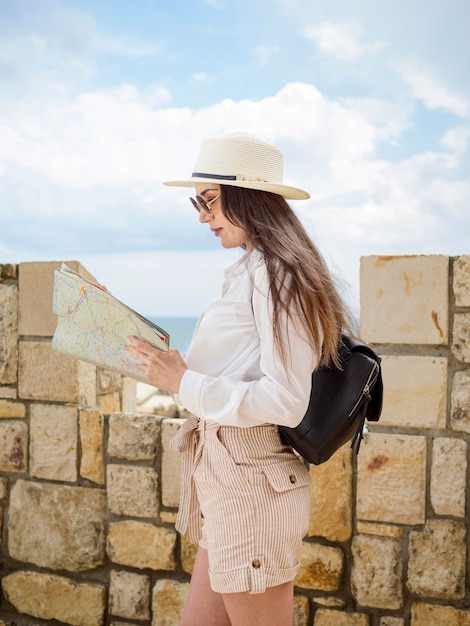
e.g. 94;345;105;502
313;609;369;626
295;542;344;592
108;412;161;461
407;519;466;600
411;601;470;626
18;260;97;337
452;313;470;363
313;597;345;608
109;570;151;620
0;283;18;384
308;442;353;542
0;419;27;473
453;255;470;306
107;464;159;517
351;535;403;609
79;409;105;484
431;437;467;516
151;580;190;626
0;386;17;398
107;521;177;570
98;391;121;414
451;370;470;432
357;433;426;525
161;418;184;508
0;398;26;418
356;522;404;538
0;476;7;499
19;340;96;404
293;595;310;626
360;254;449;345
379;356;447;428
97;368;122;392
8;479;106;571
1;570;106;626
30;404;78;482
121;377;137;412
181;533;198;575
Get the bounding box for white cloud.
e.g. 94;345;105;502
191;72;214;85
441;126;470;154
304;20;385;64
393;60;470;119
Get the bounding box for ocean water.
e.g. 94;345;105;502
150;316;199;354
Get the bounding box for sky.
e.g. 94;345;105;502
0;0;469;319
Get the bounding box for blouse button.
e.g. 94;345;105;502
289;474;297;484
252;559;262;569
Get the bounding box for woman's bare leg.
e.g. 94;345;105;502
179;547;231;626
222;582;294;626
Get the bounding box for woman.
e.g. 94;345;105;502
128;132;351;626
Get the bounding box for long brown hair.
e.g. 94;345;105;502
220;185;352;368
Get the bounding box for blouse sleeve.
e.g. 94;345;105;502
177;262;319;428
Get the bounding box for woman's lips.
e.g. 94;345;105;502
211;228;222;236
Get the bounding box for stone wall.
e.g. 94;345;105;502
0;255;469;626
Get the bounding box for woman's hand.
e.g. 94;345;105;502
126;337;188;394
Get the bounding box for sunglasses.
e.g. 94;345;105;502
190;193;221;215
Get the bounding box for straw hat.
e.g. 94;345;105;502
164;132;310;200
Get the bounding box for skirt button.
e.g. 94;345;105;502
289;474;297;484
252;559;262;569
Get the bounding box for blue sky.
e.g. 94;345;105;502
1;0;469;317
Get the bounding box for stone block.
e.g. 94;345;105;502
407;519;466;600
8;479;106;571
314;609;369;626
1;570;106;626
379;355;447;428
98;391;121;414
79;409;105;484
293;595;309;626
360;255;449;345
0;399;26;418
0;419;27;473
109;570;151;620
107;521;177;570
295;542;344;591
308;442;353;542
108;412;161;461
411;601;470;626
161;418;184;508
18;260;97;337
18;340;96;404
453;255;470;306
107;464;159;517
0;283;18;384
151;579;190;626
181;533;198;575
357;433;426;525
0;386;17;398
431;437;467;516
452;313;470;363
356;522;404;538
122;377;137;412
0;477;7;499
451;370;470;432
30;404;78;482
351;535;403;609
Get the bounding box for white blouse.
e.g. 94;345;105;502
175;249;319;428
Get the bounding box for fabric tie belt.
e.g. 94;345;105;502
169;416;215;543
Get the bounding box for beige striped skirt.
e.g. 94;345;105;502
170;417;311;594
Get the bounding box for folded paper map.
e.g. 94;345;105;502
52;264;169;382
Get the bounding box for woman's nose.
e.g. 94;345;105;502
199;210;212;224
